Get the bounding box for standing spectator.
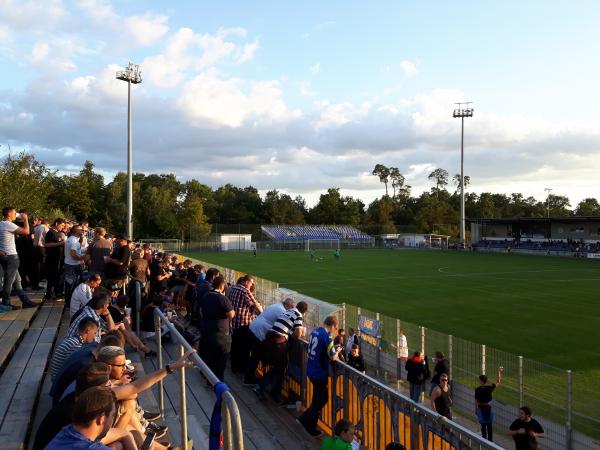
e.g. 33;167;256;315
43;218;66;300
86;227;112;277
228;275;263;373
333;329;347;361
430;351;449;394
33;217;49;286
508;406;545;450
0;207;36;309
104;235;131;287
63;225;86;305
430;373;452;419
297;315;343;437
398;329;408;378
15;213;38;290
255;301;308;402
70;273;102;317
475;367;503;442
347;344;365;373
128;248;150;285
345;327;361;356
193;267;218;323
245;297;295;385
199;276;235;381
405;351;429;402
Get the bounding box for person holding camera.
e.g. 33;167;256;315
0;206;37;309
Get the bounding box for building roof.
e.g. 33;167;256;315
467;216;600;224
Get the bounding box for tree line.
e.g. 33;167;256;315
1;153;599;240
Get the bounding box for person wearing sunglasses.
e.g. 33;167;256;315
430;373;453;419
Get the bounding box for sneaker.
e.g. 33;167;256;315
146;423;168;439
143;410;161;422
22;301;39;309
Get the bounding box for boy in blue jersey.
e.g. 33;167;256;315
297;315;343;437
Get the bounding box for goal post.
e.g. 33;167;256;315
305;239;341;252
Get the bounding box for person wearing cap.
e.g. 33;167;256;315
105;235;131;287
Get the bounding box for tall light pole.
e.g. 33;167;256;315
116;62;142;239
453;102;474;247
544;187;552;218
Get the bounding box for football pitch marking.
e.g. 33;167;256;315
281;267;597;285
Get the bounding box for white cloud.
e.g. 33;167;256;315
30;42;49;63
310;63;321;74
124;13;169;46
400;60;418;77
177;69;292;128
237;40;259;63
315;101;372;128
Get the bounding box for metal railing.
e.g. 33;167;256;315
153;308;244;450
285;337;503;450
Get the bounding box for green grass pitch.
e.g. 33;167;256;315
185;249;600;374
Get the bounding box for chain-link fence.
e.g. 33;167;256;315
183;254;600;450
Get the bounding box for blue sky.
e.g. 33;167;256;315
1;0;599;206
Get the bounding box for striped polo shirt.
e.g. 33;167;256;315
271;307;303;338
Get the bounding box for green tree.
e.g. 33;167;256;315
389;167;411;198
308;188;364;226
177;181;212;241
0;151;56;215
263;190;306;224
363;196;397;235
372;164;391;196
548;194;572;217
428;168;449;198
452;173;471;193
575;198;600;216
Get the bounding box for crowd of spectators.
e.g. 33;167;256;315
474;238;600;254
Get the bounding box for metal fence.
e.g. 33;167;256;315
183;255;600;450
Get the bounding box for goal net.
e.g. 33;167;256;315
305;239;341;252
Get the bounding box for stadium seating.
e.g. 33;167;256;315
261;225;372;241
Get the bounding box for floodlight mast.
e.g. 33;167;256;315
453;102;474;247
116;62;142;239
544;187;553;218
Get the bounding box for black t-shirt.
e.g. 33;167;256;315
200;290;233;335
432;358;449;384
44;228;63;262
106;245;131;279
347;353;365;372
509;418;544;450
475;384;496;404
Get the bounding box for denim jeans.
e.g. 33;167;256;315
0;254;28;304
409;382;423;402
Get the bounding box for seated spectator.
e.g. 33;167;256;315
44;386;134;450
320;419;355;450
70;273;102;317
347;344;365;373
49;317;99;381
108;291;156;358
50;332;124;406
68;291;121;342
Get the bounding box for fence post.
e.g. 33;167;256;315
342;302;346;330
448;335;453;381
357;307;361;338
566;369;573;450
518;356;524;405
396;319;401;390
481;344;486;375
420;326;425;354
179;343;189;450
376;312;381;376
155;314;164;416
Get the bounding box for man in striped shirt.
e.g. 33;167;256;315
255;301;308;403
49;317;99;380
228;275;263;373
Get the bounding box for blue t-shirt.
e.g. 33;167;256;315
307;327;336;380
44;424;112;450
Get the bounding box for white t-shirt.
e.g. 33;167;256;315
249;303;285;341
0;221;19;255
70;283;93;317
399;334;408;358
64;235;83;265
